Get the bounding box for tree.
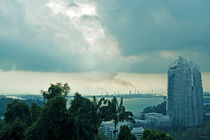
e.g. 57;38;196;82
204;104;210;114
182;128;198;140
141;129;173;140
143;101;166;115
106;97;135;134
0;97;13;117
0;118;26;140
68;93;112;140
42;83;70;102
30;103;41;123
68;93;95;140
0;119;3;130
4;100;31;126
118;125;136;140
91;96;106;137
25;96;69;140
0;98;44;117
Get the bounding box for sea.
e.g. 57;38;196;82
3;95;164;115
118;97;164;115
67;97;164;115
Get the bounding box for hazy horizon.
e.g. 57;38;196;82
0;70;209;95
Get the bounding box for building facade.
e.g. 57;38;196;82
168;57;203;128
99;121;144;140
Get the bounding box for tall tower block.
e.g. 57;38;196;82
168;57;203;128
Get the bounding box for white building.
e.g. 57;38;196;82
145;113;170;128
131;127;144;140
99;121;138;140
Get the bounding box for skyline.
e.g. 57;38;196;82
0;70;210;95
0;0;210;94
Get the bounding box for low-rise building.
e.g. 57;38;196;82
145;113;170;128
135;113;171;129
131;127;144;140
99;121;139;140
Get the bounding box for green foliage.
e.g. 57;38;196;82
0;83;136;140
42;83;70;101
26;84;106;140
22;99;44;107
91;96;109;135
25;96;69;140
4;100;31;126
97;133;108;140
118;125;136;140
0;97;43;118
0;119;3;130
69;93;96;140
170;123;210;140
141;129;173;140
0;118;26;140
0;97;13;117
30;103;41;122
204;104;210;114
105;97;135;132
182;128;198;140
68;93;116;140
143;101;166;115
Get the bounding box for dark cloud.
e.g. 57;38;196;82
96;0;210;55
0;0;210;73
0;36;82;72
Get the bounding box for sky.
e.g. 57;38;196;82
0;0;210;95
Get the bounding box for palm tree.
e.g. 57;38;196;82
69;94;109;140
91;96;106;139
106;97;135;135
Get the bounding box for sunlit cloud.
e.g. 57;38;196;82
46;0;97;18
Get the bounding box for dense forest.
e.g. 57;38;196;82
143;101;166;115
1;83;210;139
0;83;172;140
143;101;210;116
0;97;43;117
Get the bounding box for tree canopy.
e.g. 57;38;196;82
30;103;41;123
42;83;70;101
25;96;69;140
143;101;166;115
105;97;135;133
141;129;172;140
4;100;31;126
118;125;136;140
0;118;26;140
0;82;174;140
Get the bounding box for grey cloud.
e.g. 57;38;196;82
0;0;90;72
96;0;210;55
68;2;78;7
0;0;210;73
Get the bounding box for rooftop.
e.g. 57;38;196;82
168;56;199;70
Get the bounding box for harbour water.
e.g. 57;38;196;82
121;97;164;114
67;97;164;115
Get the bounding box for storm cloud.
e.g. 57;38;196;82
0;0;210;73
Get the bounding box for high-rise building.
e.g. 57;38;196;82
167;56;203;128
